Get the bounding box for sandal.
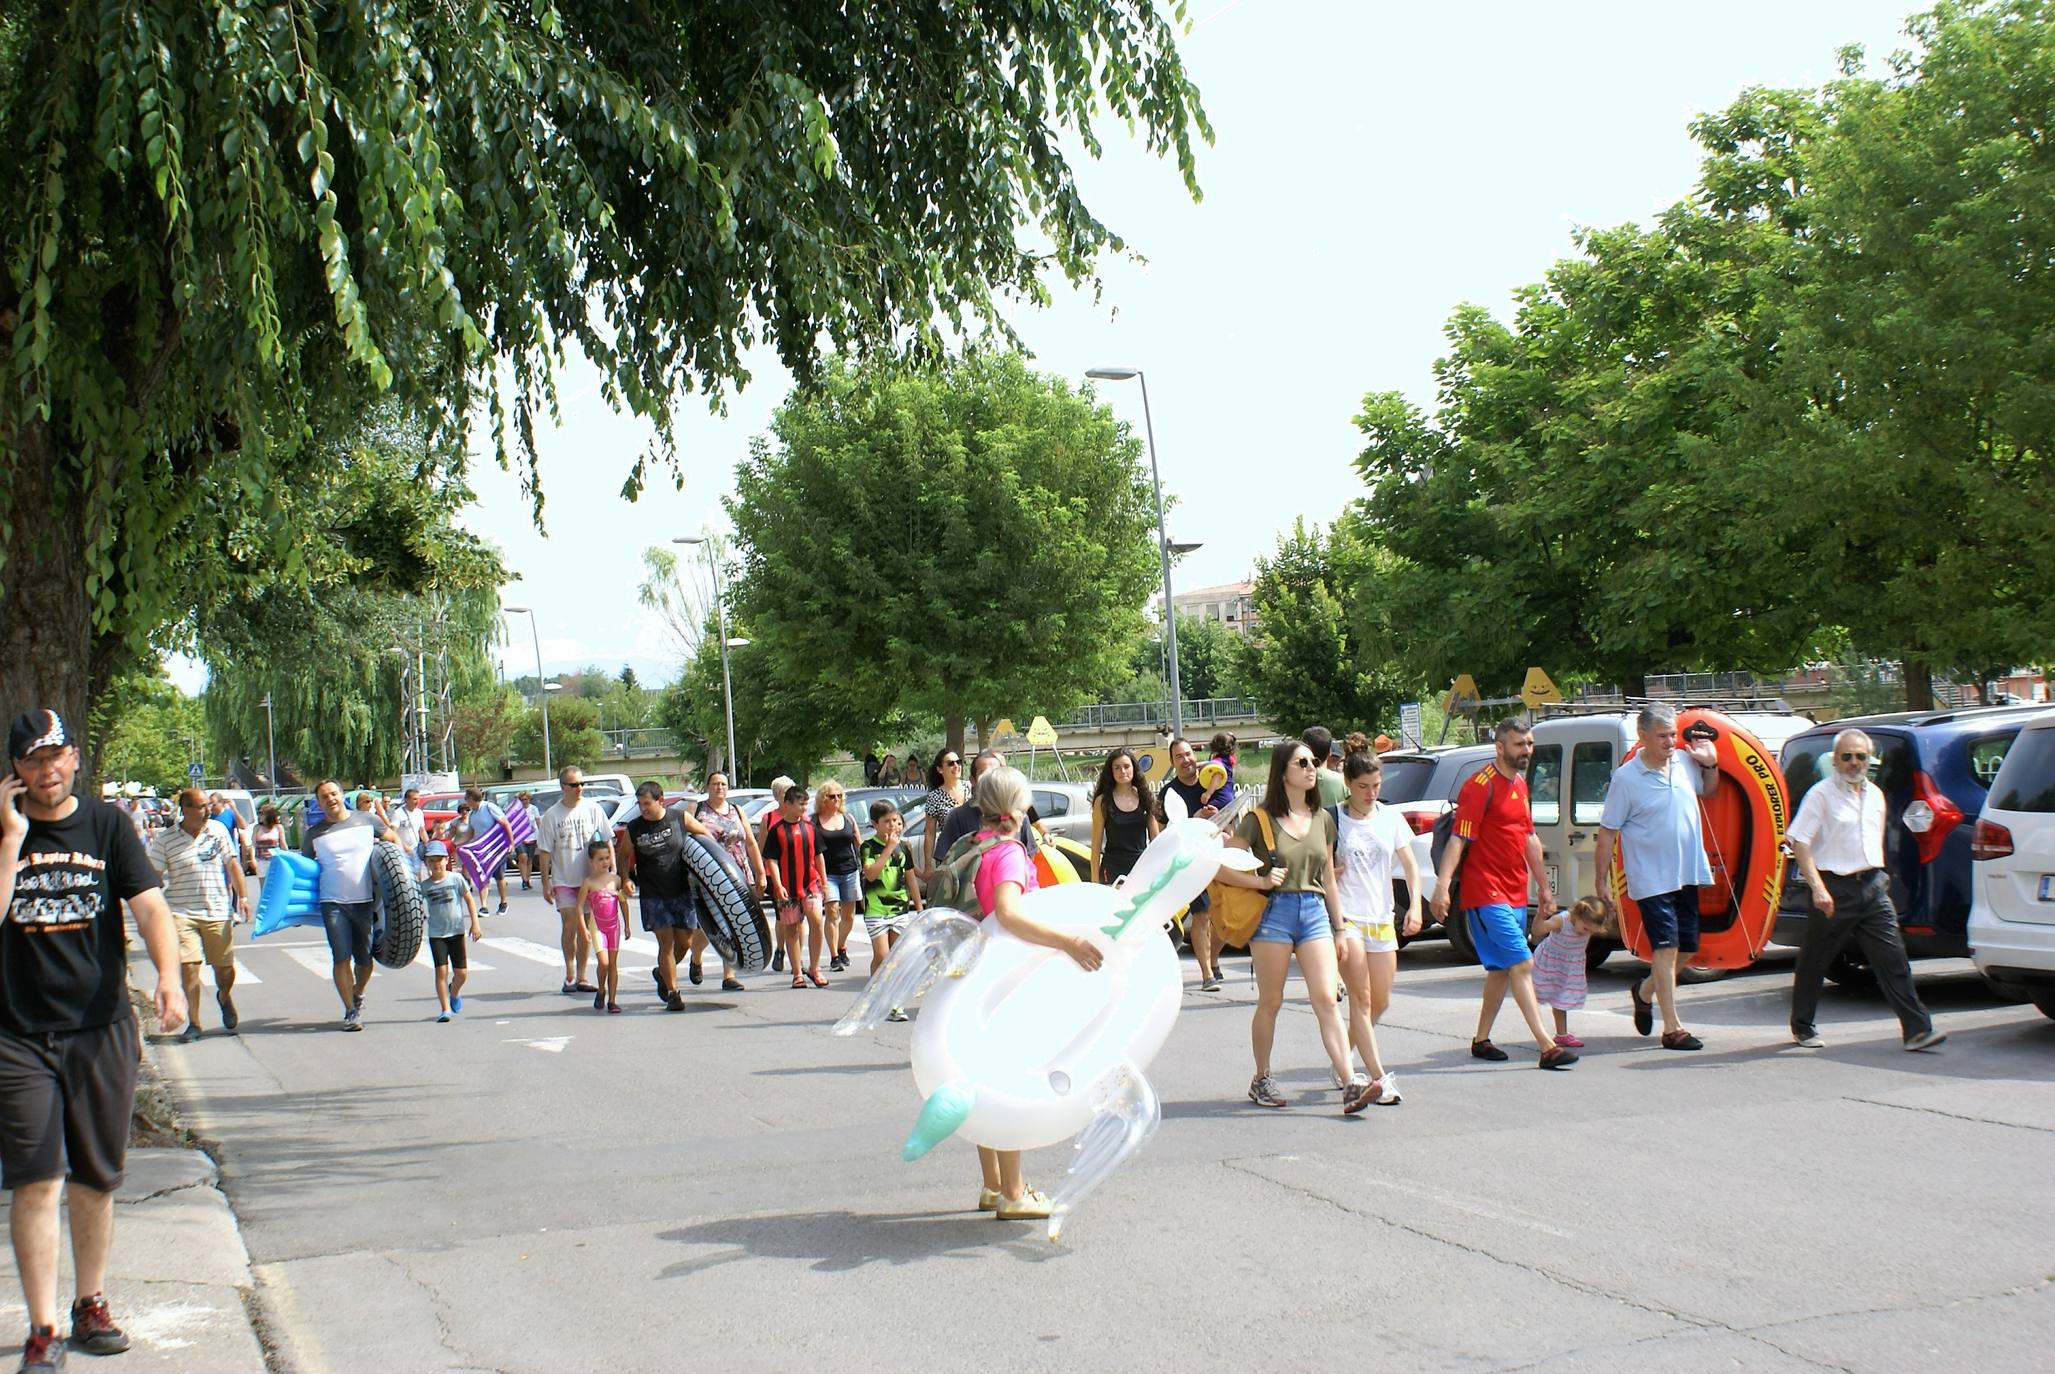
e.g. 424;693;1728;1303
806;968;829;988
790;974;808;990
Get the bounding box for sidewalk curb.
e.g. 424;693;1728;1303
0;1142;266;1372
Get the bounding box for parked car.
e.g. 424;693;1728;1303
1028;783;1094;844
1377;745;1495;932
1774;704;2046;981
1967;707;2055;1018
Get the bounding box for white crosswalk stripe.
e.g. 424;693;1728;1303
199;959;262;986
283;947;335;981
411;944;495;972
479;936;569;967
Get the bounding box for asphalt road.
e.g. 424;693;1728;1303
146;888;2055;1373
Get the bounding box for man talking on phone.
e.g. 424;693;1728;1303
0;710;187;1370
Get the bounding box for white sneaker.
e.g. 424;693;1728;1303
1367;1073;1402;1105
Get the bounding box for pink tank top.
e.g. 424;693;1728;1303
587;888;620;923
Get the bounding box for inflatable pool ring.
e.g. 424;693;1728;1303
459;803;537;893
1032;840;1081;888
253;851;323;938
681;832;771;972
1198;761;1228;795
834;813;1259;1241
368;839;428;969
1608;709;1790;971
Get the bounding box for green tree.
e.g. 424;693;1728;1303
1235;520;1413;736
511;695;606;771
1170;611;1243;701
0;2;1208;759
93;668;206;795
450;686;529;779
729;353;1162;756
1760;2;2055;705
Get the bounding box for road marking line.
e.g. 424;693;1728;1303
410;945;495;972
504;1036;570;1053
283;948;336;981
199;959;261;986
479;936;570;966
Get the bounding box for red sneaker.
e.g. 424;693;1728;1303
70;1294;130;1355
18;1324;63;1372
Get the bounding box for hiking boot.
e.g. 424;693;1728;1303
18;1324;63;1371
68;1296;128;1356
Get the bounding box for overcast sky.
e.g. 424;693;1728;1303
171;0;1917;694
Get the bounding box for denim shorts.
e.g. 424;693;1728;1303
1252;891;1334;946
823;871;863;905
640;892;700;932
1637;888;1700;953
321;900;376;965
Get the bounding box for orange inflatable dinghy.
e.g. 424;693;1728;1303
1610;708;1790;970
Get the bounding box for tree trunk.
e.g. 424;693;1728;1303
975;716;989;751
0;417;96;776
1624;674;1650;700
1903;660;1934;712
943;707;965;761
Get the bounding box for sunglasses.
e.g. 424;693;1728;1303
1836;752;1870;763
1289;756;1316;769
941;758;961;767
563;781;584;789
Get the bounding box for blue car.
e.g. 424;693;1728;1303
1773;704;2045;975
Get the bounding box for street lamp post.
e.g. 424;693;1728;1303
1087;365;1185;739
260;694;277;794
503;606;553;775
673;536;740;776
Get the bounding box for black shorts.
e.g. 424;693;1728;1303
1638;888;1701;954
429;935;468;969
0;1016;141;1192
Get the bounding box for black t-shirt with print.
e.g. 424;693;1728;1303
3;796;158;1034
624;807;693;900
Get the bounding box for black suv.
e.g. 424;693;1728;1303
1774;705;2044;973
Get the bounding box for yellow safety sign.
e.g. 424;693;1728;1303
1521;667;1563;710
1025;715;1059;747
1444;674;1481;714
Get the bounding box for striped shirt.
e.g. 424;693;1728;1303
150;824;236;921
763;815;824;900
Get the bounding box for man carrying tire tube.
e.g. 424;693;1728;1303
303;780;397;1031
622;781;713;1010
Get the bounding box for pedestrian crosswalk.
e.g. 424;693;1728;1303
199;959;261;986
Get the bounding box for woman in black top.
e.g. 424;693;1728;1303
1089;747;1160;886
813;783;864;975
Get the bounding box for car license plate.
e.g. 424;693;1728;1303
2041;875;2055;902
1547;863;1560;895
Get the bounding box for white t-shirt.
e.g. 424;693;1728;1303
538;798;613;889
1334;802;1411;922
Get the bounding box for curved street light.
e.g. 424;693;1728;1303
503;606;553;775
1087;365;1185;737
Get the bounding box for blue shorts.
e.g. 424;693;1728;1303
640;892;700;932
321;900;375;966
1637;889;1700;953
1252;891;1334;946
823;871;863;905
1466;904;1532;972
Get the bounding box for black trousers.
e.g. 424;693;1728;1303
1789;868;1933;1039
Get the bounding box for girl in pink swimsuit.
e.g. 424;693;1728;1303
579;838;626;1013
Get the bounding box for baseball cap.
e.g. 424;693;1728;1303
422;840;450;858
8;709;74;760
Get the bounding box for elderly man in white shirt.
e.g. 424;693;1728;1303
1787;728;1945;1051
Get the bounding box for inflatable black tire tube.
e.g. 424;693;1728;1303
370;839;428;969
682;833;771;973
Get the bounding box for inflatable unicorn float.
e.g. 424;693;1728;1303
833;792;1257;1241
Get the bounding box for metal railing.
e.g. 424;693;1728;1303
1050;697;1262;732
600;727;678;759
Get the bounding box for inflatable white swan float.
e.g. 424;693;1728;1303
833;793;1258;1240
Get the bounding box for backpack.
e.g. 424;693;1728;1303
928;831;1012;911
1429;773;1496;884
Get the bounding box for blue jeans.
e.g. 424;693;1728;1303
321;900;375;966
1251;891;1333;946
823;871;863;905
